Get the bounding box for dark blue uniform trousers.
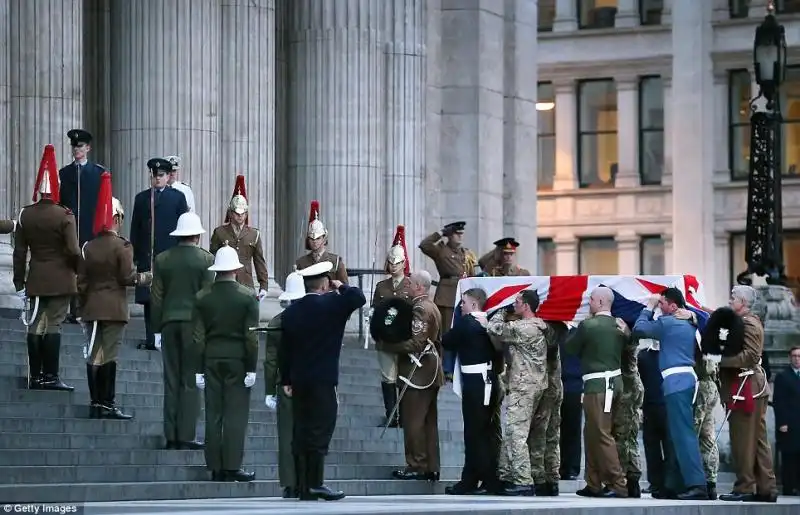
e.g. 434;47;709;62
664;386;706;490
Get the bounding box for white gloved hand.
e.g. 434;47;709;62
15;289;26;299
265;395;278;410
244;372;256;388
154;333;162;351
195;374;205;390
12;220;17;231
82;344;89;360
257;289;268;302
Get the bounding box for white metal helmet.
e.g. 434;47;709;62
279;271;306;301
229;194;248;215
170;212;206;237
208;245;244;272
112;197;124;218
308;219;327;240
387;245;406;265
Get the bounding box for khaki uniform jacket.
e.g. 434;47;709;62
13;200;80;296
720;314;769;403
371;276;413;351
210;223;269;291
479;250;531;277
77;232;143;322
419;232;477;309
381;295;443;389
296;250;348;284
0;219;14;234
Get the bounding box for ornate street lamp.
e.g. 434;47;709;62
738;2;788;286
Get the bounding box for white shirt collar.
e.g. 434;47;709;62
74;158;88;166
595;310;612;317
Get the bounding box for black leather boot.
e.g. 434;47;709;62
39;334;74;391
627;475;641;498
379;382;399;427
87;363;102;418
707;481;717;500
99;362;132;420
26;334;43;389
305;452;345;501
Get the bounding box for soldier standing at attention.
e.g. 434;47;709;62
77;172;152;419
130;158;189;350
566;286;630;498
151;212;214;450
487;290;552;496
279;261;366;501
264;270;307;498
165;155;196;212
209;175;269;301
611;323;644;498
370;225;413;428
383;270;443;482
295;200;348;283
193;245;259;482
478;238;531;277
529;322;569;497
419;221;478;334
13;145;79;391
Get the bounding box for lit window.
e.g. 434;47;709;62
539;0;556;31
728;70;752;180
578;0;618;29
538;82;556;190
579;238;618;274
578;79;617;188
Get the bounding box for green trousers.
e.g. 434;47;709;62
277;386;295;487
204;358;252;471
162;321;199;442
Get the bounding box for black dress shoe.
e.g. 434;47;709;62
561;473;578;481
642;485;653;494
544;482;559;496
99;403;133;420
306;484;345;501
39;374;74;391
576;486;603;497
210;471;224;481
500;484;533;496
225;469;255;482
282;486;299;498
392;469;429;481
628;479;642;498
178;440;205;450
28;375;42;390
677;486;709;500
445;482;482;495
720;492;757;502
600;490;625;498
426;471;440;482
165;441;179;450
652;489;677;499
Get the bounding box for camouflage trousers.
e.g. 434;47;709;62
529;378;564;484
612;376;644;480
693;378;720;483
498;382;546;485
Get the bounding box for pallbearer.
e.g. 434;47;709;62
210;175;270;300
13;145;79;391
77;172;152;419
295;200;348;283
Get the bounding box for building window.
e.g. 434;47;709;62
578;79;617;188
729;0;750;18
728;70;752;180
538;239;557;275
538;82;556;190
640;0;663;25
578;237;618;274
539;0;556;31
640;236;665;275
776;0;800;15
578;0;617;29
729;231;800;296
783;66;800;178
639;76;664;185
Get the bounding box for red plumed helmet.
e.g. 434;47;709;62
225;174;249;224
32;145;60;204
308;200;320;224
93;172;114;235
386;224;410;276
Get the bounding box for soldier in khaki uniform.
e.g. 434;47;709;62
419;221;478;334
151;212;215;450
384;270;444;481
13;144;79;391
478;238;531;277
77;172;152;419
209;176;269;298
193;246;259;482
0;219;16;234
371;225;413;428
295;200;348;283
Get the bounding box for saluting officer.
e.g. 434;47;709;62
478;238;531;277
151;212;214;450
264;270;307;498
419;221;478;334
295;200;348;283
209;175;270;300
13;145;79;391
77;172;152;419
193;245;259;482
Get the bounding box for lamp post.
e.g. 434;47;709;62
738;2;788;286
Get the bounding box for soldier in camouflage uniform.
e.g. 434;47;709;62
694;357;720;500
612;331;644;498
529;322;568;496
487;290;552;496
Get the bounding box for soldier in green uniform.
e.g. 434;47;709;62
151;211;214;450
193;245;259;482
264;269;307;497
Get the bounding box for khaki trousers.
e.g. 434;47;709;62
376;350;398;383
27;296;70;335
87;321;126;366
729;397;777;495
583;392;627;496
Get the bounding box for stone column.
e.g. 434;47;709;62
553;80;577;191
615;0;639;28
616;232;640;275
0;0;13;310
385;0;426;271
109;0;221;245
83;0;112;166
671;0;716;297
424;0;443;234
553;0;578;32
285;0;386;270
502;0;538;266
274;0;291;281
439;1;506;250
662;0;672;24
615;76;640;188
554;236;578;275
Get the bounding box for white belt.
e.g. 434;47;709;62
452;358;493;406
582;369;621;413
661;365;699;404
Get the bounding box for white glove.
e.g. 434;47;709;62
12;220;17;231
366;307;374;321
15;289;26;299
154;333;162;351
195;374;205;390
244;372;256;388
257;289;267;302
265;395;278;410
